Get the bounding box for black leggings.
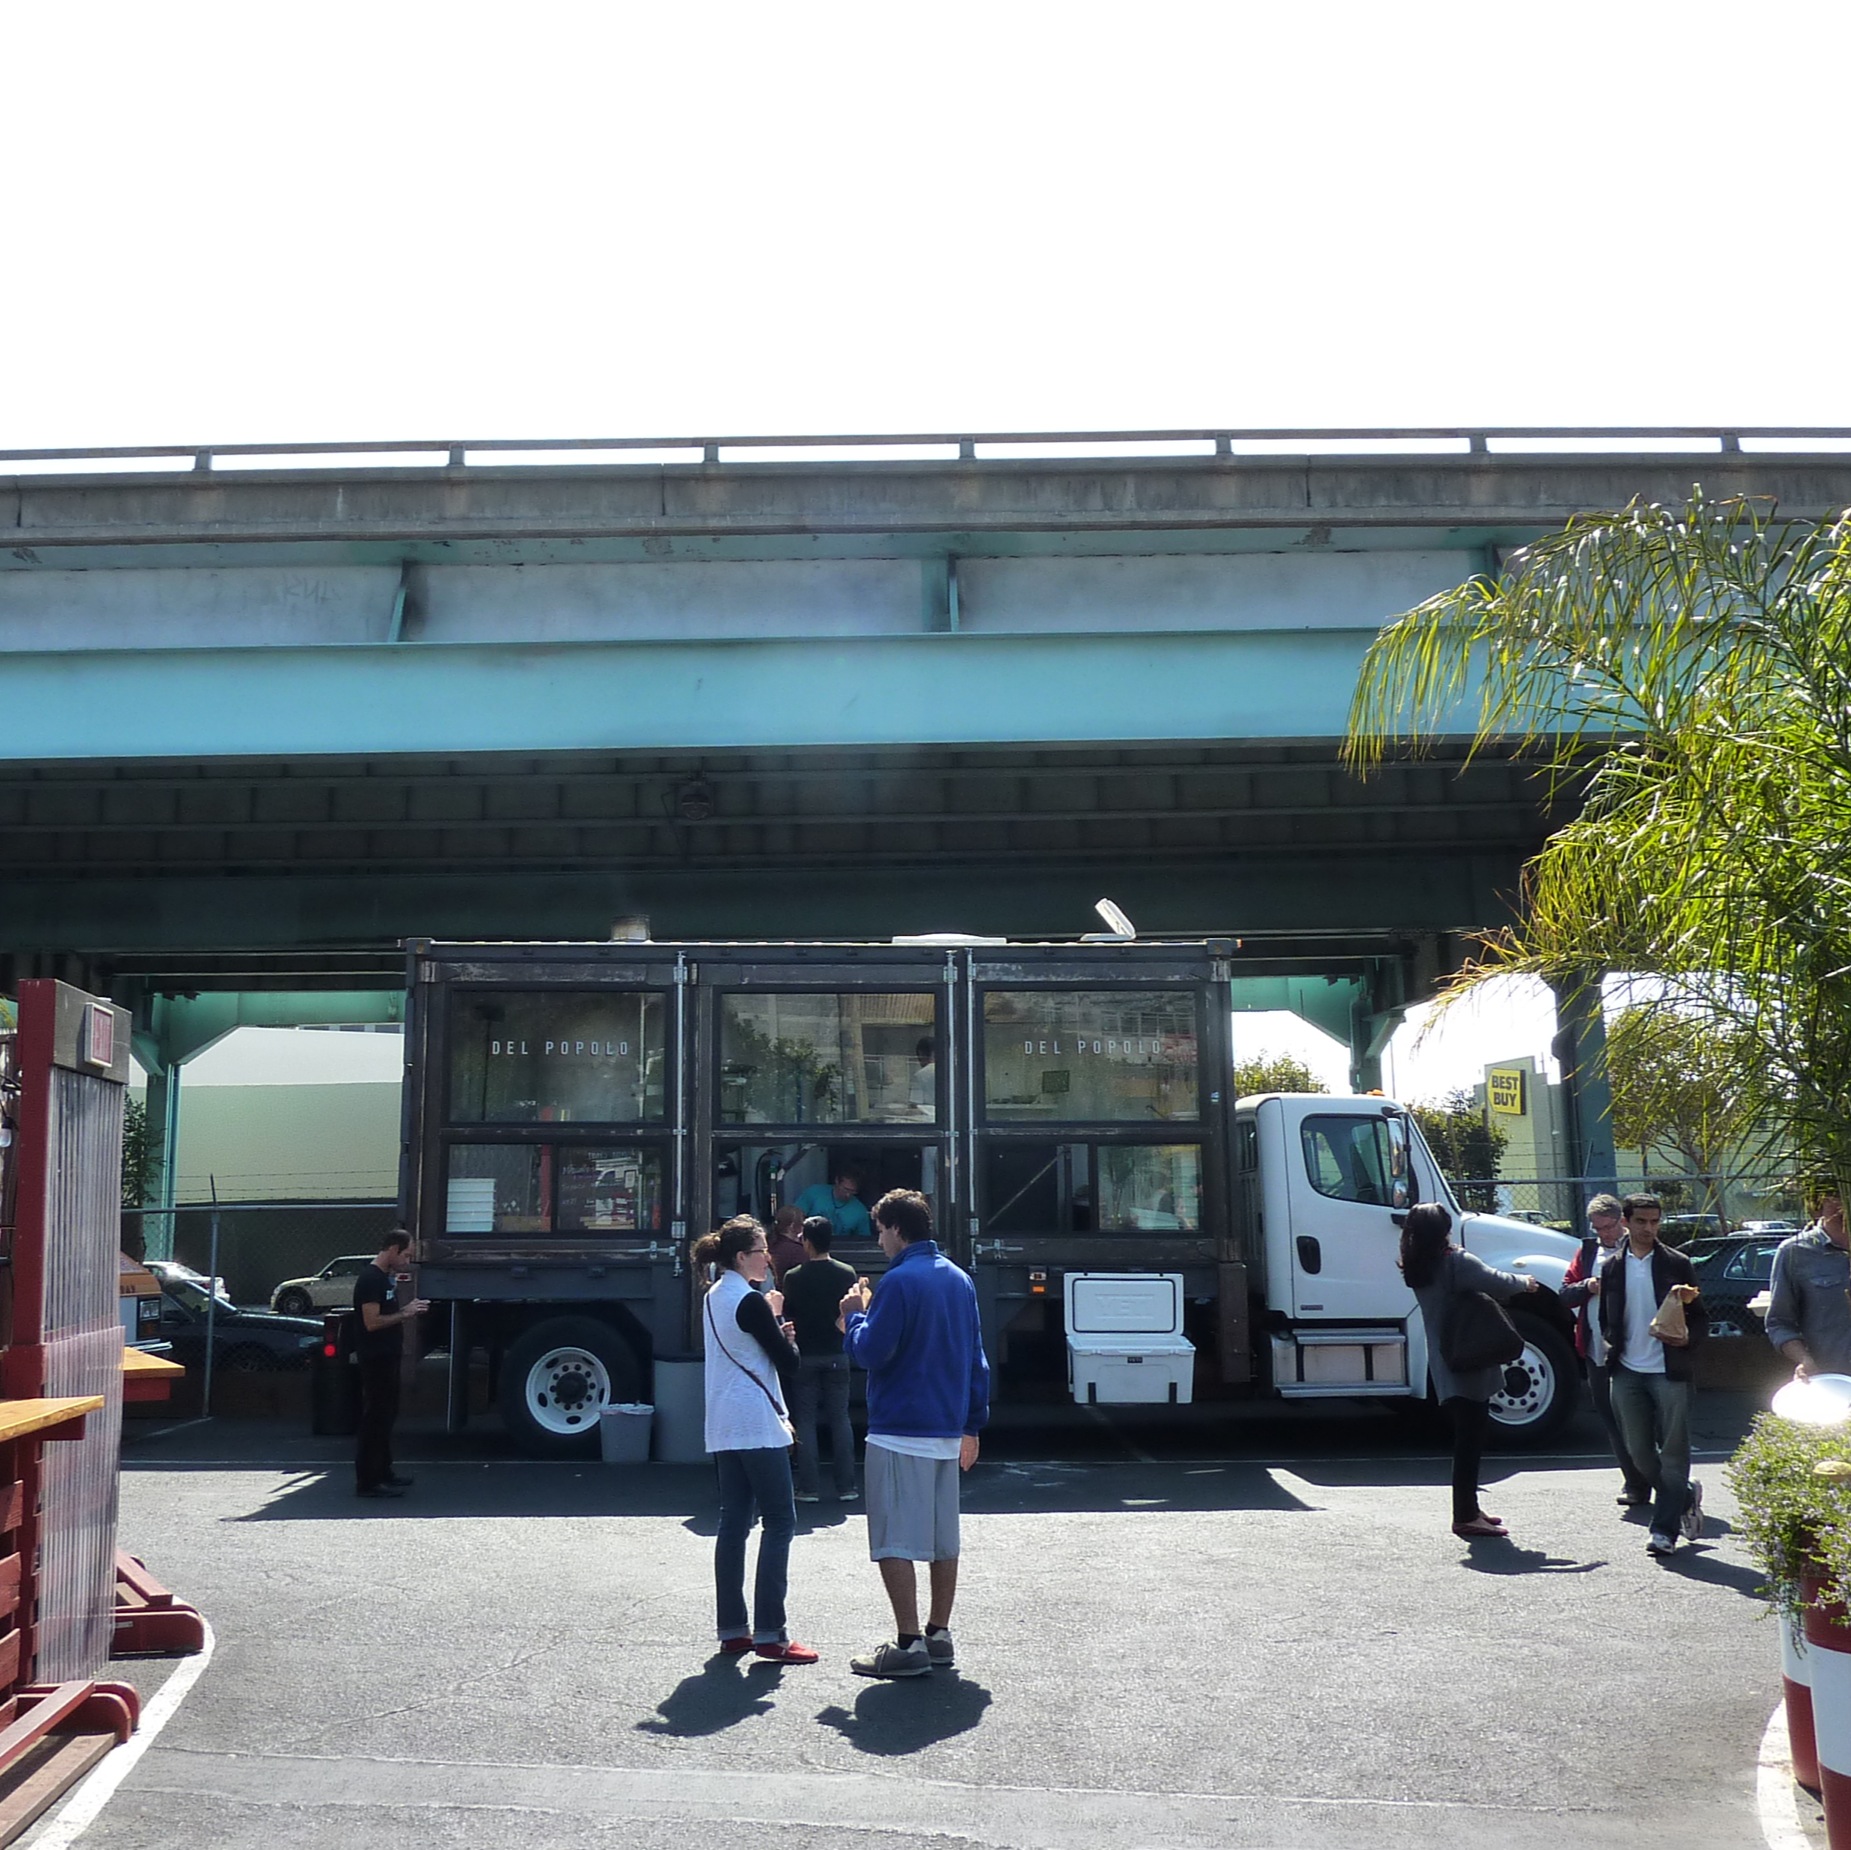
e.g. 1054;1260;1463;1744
1444;1396;1491;1524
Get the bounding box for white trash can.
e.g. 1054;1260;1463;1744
599;1402;654;1464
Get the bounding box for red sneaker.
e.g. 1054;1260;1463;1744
754;1639;820;1664
718;1637;754;1656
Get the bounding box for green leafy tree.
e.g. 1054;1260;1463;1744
1605;1006;1774;1213
1409;1089;1507;1210
121;1094;154;1208
1233;1052;1327;1097
1347;492;1851;1194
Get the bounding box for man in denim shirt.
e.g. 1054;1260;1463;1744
1766;1192;1851;1380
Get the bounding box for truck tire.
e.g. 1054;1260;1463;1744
1485;1312;1579;1447
499;1316;644;1458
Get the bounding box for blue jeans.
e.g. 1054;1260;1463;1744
1609;1365;1694;1538
789;1355;856;1497
714;1446;796;1645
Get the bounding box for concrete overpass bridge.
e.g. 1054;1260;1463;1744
6;426;1849;1207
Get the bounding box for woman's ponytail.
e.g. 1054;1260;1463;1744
693;1215;764;1278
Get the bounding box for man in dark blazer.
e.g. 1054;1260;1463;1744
1598;1193;1707;1559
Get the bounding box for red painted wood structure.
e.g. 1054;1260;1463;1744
0;983;152;1840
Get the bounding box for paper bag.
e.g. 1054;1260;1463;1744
1649;1287;1688;1343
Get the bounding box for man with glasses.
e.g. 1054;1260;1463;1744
1560;1193;1652;1509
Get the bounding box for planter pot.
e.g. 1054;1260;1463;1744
1786;1605;1823;1794
1802;1575;1851;1837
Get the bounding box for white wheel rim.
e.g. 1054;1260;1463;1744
523;1345;613;1435
1488;1339;1554;1428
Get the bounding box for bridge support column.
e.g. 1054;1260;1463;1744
1348;1004;1406;1096
139;1061;182;1262
1550;977;1618;1224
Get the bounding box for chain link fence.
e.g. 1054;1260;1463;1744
1448;1173;1805;1235
123;1200;399;1307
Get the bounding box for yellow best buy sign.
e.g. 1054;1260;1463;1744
1487;1068;1527;1116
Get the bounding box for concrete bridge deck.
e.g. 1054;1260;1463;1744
4;430;1846;1009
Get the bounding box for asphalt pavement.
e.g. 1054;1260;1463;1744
30;1392;1813;1849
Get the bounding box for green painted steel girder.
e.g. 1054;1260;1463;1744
132;989;404;1071
0;629;1469;763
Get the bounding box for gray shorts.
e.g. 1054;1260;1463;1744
865;1444;961;1562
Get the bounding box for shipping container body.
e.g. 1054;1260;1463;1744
402;938;1578;1454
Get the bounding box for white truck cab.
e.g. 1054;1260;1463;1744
1238;1093;1581;1440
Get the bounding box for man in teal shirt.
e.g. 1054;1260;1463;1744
794;1168;873;1242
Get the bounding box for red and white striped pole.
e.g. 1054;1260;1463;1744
1803;1578;1851;1840
1786;1605;1822;1795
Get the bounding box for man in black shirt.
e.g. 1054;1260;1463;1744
353;1230;428;1499
783;1217;859;1502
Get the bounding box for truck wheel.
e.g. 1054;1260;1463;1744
1486;1314;1579;1446
499;1317;643;1458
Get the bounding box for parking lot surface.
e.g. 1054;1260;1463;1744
41;1395;1802;1849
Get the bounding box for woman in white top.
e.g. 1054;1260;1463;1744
695;1215;815;1663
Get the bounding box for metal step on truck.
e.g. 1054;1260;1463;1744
400;935;1582;1455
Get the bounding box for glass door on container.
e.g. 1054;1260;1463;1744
433;985;676;1249
695;970;952;1263
970;980;1223;1253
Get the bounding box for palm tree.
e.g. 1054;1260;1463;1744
1344;491;1851;1191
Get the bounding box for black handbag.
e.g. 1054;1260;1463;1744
1440;1260;1525;1373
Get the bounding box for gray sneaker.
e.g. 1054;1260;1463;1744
1646;1531;1676;1558
1681;1481;1704;1542
924;1628;954;1667
850;1640;931;1679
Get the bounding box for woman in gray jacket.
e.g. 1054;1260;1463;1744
1401;1201;1539;1538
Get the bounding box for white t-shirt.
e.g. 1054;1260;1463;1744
868;1433;963;1460
1621;1248;1666;1373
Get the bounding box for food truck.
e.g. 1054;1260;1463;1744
401;937;1579;1454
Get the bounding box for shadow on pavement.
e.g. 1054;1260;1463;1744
220;1459;1322;1522
1456;1539;1605;1576
635;1655;778;1737
815;1674;994;1755
1657;1547;1767;1599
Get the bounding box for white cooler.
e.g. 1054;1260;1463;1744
1065;1272;1195;1405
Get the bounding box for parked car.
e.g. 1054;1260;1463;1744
1661;1212;1730;1243
270;1255;374;1318
145;1259;229;1300
1684;1232;1795;1339
152;1269;320;1371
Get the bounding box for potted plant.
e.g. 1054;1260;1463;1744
1728;1415;1851;1816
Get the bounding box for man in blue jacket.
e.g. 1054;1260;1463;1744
838;1188;990;1678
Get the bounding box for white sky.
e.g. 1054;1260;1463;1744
5;1;1849;447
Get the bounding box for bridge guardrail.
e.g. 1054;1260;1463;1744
5;426;1851;477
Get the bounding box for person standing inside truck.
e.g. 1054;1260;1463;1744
1559;1193;1653;1509
353;1229;428;1500
696;1215;817;1664
839;1188;989;1678
795;1167;873;1244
